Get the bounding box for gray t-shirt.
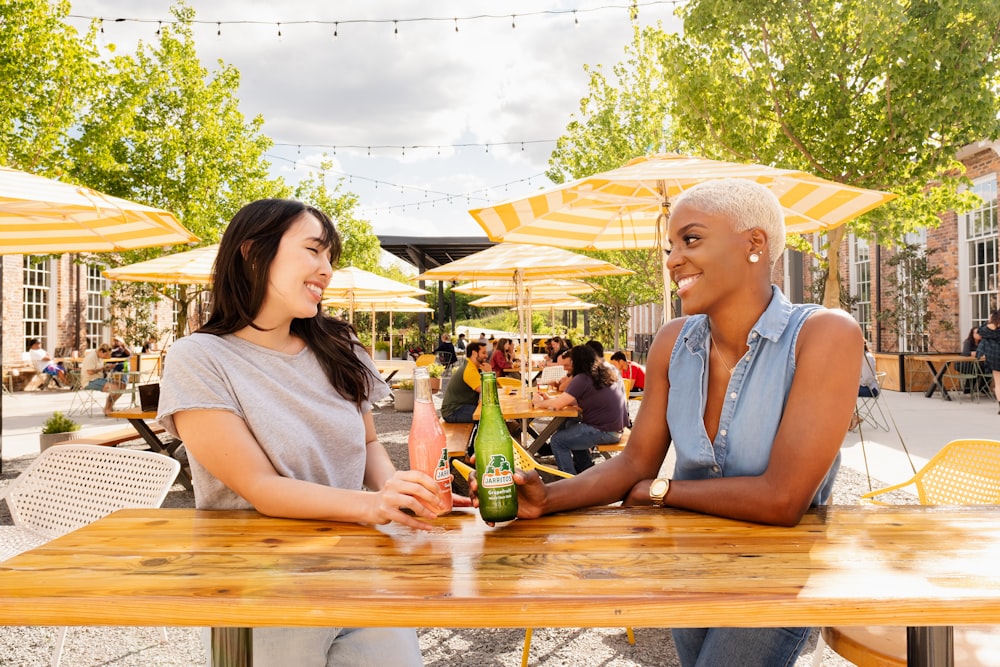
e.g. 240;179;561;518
157;333;390;510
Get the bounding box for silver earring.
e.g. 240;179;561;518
749;253;760;264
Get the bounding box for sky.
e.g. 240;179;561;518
64;1;684;247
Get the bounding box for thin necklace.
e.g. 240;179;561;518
709;329;735;375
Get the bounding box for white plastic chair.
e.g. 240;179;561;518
0;444;181;666
536;364;567;387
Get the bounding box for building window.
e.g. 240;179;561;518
965;177;999;329
23;256;52;352
85;264;108;350
851;235;872;341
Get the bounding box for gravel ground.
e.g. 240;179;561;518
0;396;911;667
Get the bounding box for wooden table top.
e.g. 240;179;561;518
473;392;578;421
107;408;157;420
908;354;973;364
3;506;1000;630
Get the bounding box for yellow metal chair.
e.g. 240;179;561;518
815;439;1000;667
496;376;522;391
452;439;633;667
414;353;436;367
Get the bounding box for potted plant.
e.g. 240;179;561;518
393;379;415;412
39;411;82;452
426;363;445;392
373;340;390;361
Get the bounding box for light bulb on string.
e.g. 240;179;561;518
277;22;282;39
511;15;516;29
156;21;161;36
454;18;459;32
333;22;338;38
217;22;221;37
394;20;398;36
574;10;579;26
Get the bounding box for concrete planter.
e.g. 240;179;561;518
39;430;82;452
394;389;414;412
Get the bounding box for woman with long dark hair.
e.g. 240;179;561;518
532;344;628;474
157;199;442;665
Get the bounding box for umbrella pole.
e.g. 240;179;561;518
658;189;672;324
388;312;394;360
371;305;376;356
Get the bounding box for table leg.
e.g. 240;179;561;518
921;362;948;400
907;625;953;666
526;416;567;455
211;627;252;667
128;418;194;490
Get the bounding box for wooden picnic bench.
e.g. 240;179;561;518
56;423;167;448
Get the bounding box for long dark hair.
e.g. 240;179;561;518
200;198;378;407
569;344;615;390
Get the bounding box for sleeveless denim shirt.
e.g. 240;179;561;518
666;286;839;506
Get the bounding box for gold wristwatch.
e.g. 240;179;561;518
649;478;670;507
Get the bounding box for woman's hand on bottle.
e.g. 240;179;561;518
468;466;547;525
370;470;446;530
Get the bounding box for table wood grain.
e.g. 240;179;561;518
2;506;1000;631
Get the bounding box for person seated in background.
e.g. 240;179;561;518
109;336;131;372
532;344;629;474
542;336;569;366
141;336;159;353
441;342;491;423
455;332;467;354
490;337;519;377
80;343;126;416
610;351;645;392
433;333;456;367
26;338;67;387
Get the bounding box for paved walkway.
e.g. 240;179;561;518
3;385;998;483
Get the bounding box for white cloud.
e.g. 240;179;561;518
69;1;682;256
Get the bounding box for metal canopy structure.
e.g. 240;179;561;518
377;235;496;334
377;235;495;272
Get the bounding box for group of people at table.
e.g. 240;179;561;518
439;331;646;474
25;336;154;415
141;180;866;666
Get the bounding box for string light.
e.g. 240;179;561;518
273;139;555;154
68;2;684;36
264;153;546;212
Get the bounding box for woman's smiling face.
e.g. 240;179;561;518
666;202;753;315
259;212;334;323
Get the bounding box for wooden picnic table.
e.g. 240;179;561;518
908;354;975;401
107;408;192;490
473;390;579;455
2;505;1000;666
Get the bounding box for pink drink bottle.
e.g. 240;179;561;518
407;367;453;514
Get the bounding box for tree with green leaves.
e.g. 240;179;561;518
0;0;99;173
662;0;1000;307
294;162;381;272
548;3;1000;310
65;5;286;339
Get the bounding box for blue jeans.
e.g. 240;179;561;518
550;422;622;474
672;626;810;667
443;403;477;423
203;627;423;667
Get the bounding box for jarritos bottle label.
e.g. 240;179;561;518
434;448;451;484
481;453;515;489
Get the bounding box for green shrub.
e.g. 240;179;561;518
41;411;81;435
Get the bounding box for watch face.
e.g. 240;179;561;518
650;479;668;497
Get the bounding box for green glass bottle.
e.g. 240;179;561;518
473;372;518;522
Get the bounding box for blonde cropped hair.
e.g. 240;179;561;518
672;179;785;269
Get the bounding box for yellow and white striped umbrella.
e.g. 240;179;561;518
417;244;629;393
470;153;897;248
0;166;198;254
322;294;432;358
468;294;598;310
103;244;218;285
453;278;599;297
415;243;632;283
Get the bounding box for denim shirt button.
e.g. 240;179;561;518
720;429;727;437
712;465;721;473
729;392;737;399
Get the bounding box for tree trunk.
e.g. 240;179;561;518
822;226;846;310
